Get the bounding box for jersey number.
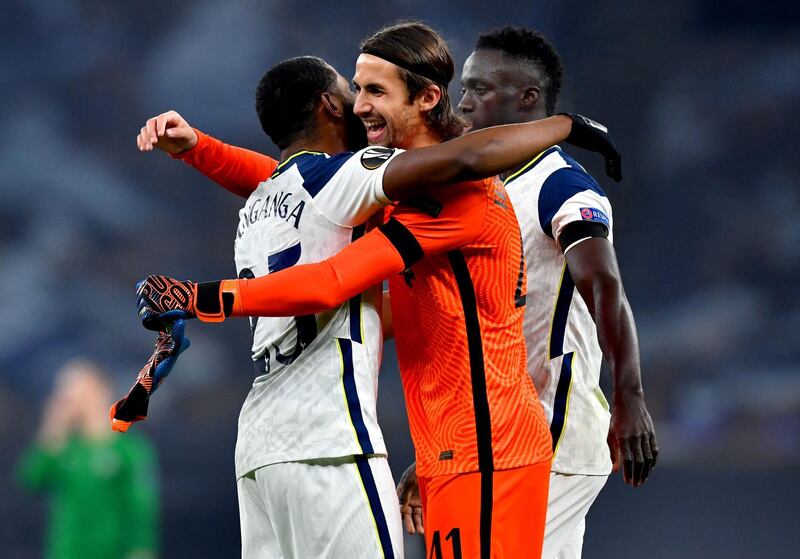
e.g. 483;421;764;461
429;528;462;559
241;242;318;374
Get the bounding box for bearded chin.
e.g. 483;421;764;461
346;111;368;151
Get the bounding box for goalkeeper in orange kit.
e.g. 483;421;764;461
131;22;623;558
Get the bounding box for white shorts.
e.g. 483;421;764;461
542;472;608;559
237;455;403;559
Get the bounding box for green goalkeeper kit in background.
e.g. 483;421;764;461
17;432;158;559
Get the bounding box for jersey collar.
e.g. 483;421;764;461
503;145;561;186
270;150;326;179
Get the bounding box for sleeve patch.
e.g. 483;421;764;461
360;147;395;170
579;207;609;227
538;166;606;238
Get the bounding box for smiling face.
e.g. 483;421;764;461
458;49;545;132
352;53;427;149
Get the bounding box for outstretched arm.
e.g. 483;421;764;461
138;111;619;203
137;110;278;198
381;112;620;201
565;238;658;487
137;228;405;326
136;182;486;329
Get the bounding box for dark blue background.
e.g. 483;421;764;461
2;1;797;557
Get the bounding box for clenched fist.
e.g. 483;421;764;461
136;109;198;154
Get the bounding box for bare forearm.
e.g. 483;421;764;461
568;239;657;485
593;280;643;395
457;115;572;178
595;280;658;485
383;115;571;199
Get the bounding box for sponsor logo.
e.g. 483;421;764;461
360;146;395;170
492;182;509;209
579;207;609;226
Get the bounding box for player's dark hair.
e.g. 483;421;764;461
255;56;337;150
475;26;564;115
361;21;467;140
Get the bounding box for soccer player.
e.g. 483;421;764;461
133;45;620;559
454;27;659;558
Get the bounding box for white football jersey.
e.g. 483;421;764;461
504;146;614;475
232;147;401;479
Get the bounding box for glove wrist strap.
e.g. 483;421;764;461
195;281;238;322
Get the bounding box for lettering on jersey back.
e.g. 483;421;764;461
237;190;306;238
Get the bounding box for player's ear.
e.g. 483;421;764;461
520;86;541;110
415;84;442;113
320;92;343;120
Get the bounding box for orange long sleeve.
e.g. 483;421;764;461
227;228;405;317
213;181;488;320
172;129;278;198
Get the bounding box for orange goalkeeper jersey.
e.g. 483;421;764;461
226;178;553;478
385;180;552;477
172;137;553;478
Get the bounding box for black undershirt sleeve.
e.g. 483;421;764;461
558;220;609;254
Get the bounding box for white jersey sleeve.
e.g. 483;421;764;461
537;166;614;253
295;147;404;227
505;147;615;476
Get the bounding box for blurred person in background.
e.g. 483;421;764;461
16;359;159;559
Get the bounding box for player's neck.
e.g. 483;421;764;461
280;136;348;160
398;124;443;149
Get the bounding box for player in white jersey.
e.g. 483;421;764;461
453;27;659;558
205;57;401;559
135;54;619;558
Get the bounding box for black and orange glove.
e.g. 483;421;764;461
560;113;622;182
110;320;190;433
136;275;241;331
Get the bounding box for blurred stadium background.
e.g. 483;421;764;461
2;0;798;557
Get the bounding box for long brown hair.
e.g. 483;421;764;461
361;21;467;140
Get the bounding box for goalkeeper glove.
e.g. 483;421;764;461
559;113;622;182
136;275;240;331
110;320;190;432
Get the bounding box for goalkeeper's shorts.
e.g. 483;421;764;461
418;459;550;558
